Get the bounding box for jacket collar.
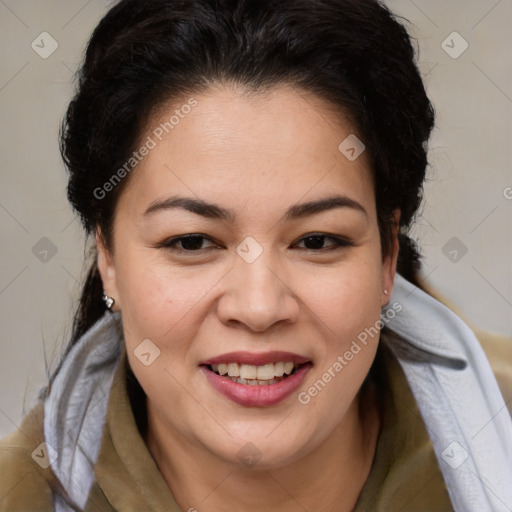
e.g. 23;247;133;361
385;273;512;511
384;273;468;367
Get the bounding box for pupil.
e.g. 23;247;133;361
182;235;203;250
305;236;324;249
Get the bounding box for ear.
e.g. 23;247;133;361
381;209;400;306
95;228;121;311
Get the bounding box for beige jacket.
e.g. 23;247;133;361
0;318;511;511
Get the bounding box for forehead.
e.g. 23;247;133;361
117;84;375;221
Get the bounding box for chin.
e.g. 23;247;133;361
201;422;317;471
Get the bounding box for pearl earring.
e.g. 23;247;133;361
102;291;115;310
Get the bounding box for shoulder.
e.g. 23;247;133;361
0;401;54;512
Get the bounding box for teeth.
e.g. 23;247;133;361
224;376;282;385
274;361;285;377
227;363;239;377
210;361;301;382
284;362;294;375
240;364;257;380
256;364;275;380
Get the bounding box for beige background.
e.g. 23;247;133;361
1;0;511;437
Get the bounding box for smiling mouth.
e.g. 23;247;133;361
205;362;303;386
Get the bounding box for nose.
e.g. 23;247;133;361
216;249;300;332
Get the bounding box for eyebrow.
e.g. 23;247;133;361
143;194;368;222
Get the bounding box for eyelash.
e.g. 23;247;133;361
157;233;353;254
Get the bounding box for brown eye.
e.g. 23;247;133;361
295;234;353;251
160;234;218;252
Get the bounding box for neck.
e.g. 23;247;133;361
145;383;381;512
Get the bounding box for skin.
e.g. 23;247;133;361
97;83;399;512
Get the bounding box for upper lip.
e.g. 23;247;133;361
201;351;311;366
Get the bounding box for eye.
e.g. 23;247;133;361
159;234;219;253
294;233;353;251
157;232;353;255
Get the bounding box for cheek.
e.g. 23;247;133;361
296;265;382;441
114;249;201;348
298;251;383;418
117;255;205;414
304;255;383;344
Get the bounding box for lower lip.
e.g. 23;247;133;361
201;363;312;407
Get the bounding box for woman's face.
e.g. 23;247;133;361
97;84;398;469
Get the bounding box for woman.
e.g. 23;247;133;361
1;0;511;511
